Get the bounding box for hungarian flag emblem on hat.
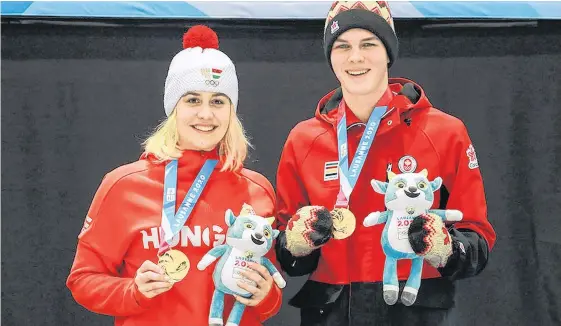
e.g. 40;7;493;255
201;68;223;80
211;68;222;80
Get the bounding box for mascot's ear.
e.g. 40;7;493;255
265;217;275;225
225;209;237;227
240;203;256;216
272;229;280;239
388;171;397;181
419;169;429;178
371;179;388;194
430;177;443;192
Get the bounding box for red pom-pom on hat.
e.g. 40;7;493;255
182;25;219;50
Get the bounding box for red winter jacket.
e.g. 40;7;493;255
67;150;282;326
275;78;496;314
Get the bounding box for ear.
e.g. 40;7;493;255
371;179;388;194
240;203;255;216
431;177;443;191
387;171;397;181
272;229;280;239
419;169;428;178
225;209;236;227
265;217;275;225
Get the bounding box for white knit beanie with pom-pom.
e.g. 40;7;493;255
164;25;239;116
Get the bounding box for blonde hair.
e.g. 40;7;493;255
142;105;251;172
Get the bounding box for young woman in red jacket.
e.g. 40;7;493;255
67;25;282;326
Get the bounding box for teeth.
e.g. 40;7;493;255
347;69;369;76
193;125;215;132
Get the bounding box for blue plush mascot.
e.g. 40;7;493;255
363;169;462;306
197;204;286;326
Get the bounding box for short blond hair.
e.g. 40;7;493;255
142;105;251;172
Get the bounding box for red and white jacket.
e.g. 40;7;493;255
275;78;496;313
67;150;282;326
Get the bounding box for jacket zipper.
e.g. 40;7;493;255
348;282;352;325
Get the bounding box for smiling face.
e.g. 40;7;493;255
226;215;276;255
330;28;389;96
385;173;433;212
371;170;442;215
225;210;280;256
175;91;232;151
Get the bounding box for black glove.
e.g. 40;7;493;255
408;213;453;268
284;206;334;257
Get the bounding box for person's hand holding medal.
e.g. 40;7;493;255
133;247;190;299
134;259;174;299
134;248;190;299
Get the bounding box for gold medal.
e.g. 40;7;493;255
157;249;190;283
330;208;356;240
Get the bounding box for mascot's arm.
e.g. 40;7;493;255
427;209;463;222
363;211;389;227
261;257;286;289
197;245;228;270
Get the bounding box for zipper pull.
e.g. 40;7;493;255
386;162;393;182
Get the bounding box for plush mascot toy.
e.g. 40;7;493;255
197;204;286;326
363;169;463;306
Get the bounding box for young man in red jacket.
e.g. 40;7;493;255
275;2;496;325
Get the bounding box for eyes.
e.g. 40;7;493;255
244;222;272;238
185;97;199;104
263;230;271;238
211;98;226;105
184;96;227;107
333;42;378;50
395;180;429;189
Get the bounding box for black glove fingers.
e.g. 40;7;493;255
408;214;431;255
306;207;334;246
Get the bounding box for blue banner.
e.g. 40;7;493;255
2;1;561;20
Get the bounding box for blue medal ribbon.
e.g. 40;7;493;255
159;159;218;253
335;102;386;208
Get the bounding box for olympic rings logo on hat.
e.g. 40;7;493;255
205;80;220;87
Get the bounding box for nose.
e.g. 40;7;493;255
408;186;418;193
348;47;364;63
196;104;213;119
254;233;263;239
